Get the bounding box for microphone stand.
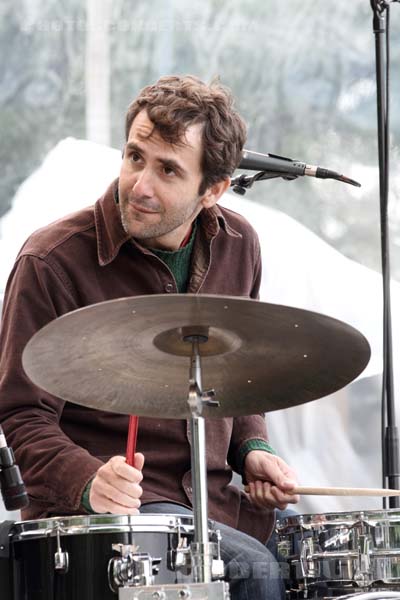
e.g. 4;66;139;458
370;0;400;508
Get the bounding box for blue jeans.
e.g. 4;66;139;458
141;502;286;600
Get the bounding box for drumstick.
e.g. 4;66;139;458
126;415;139;467
244;485;400;497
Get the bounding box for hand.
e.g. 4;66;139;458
89;453;144;514
244;450;299;510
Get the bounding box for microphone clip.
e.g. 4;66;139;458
230;170;298;195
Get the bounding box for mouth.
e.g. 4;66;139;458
129;201;160;215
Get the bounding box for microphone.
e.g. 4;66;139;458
239;149;361;188
0;426;29;510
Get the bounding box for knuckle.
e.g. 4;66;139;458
110;456;123;473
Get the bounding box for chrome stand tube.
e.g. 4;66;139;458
185;335;218;584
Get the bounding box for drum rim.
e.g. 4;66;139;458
277;508;400;531
12;513;196;540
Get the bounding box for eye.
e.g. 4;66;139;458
130;151;141;163
163;165;176;177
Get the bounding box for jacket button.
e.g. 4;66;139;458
165;283;174;293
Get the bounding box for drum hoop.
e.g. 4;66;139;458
12;513;196;541
277;508;400;532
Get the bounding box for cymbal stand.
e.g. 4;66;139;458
118;334;229;599
185;332;220;584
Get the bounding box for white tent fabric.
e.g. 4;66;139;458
1;138;399;521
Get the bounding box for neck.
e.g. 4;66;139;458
140;222;195;251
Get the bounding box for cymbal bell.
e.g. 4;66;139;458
22;294;371;418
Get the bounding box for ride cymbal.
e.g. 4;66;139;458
22;294;370;418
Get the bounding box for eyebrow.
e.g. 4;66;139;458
125;142;187;177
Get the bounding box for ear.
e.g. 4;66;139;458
201;178;231;209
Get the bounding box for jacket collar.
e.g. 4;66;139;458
94;179;241;266
198;203;242;241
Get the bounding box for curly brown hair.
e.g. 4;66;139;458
125;75;247;194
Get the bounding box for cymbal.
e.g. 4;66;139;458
22;294;370;419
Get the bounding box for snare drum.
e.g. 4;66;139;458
277;510;400;598
10;513;214;599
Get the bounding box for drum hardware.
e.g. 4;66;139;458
166;528;224;582
186;333;219;585
21;295;372;598
190;541;225;583
11;514;216;599
335;594;400;599
167;517;192;575
353;533;372;587
211;530;225;580
291;526;373;588
277;510;400;597
52;521;69;573
117;580;230;599
168;542;191;574
300;537;318;579
299;544;372;585
108;543;162;592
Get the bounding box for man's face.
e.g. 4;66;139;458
119;110;216;250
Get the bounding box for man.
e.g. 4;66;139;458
0;75;298;598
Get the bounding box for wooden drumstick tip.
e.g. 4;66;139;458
243;484;400;497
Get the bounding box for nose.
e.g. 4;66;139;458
132;167;154;198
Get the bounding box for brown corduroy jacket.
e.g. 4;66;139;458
0;180;274;543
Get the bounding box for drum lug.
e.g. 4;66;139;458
54;550;69;573
276;538;291;559
168;544;192;575
300;538;316;579
168;528;224;581
211;558;225;581
167;521;192;575
353;533;372;587
211;530;225;580
54;523;69;574
108;543;161;592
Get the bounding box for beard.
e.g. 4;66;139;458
119;193;203;241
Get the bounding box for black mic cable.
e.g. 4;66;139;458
0;425;29;510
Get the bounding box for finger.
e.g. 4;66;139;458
97;473;143;502
248;481;293;511
104;479;143;500
270;485;300;506
256;458;297;490
133;452;145;471
248;481;277;510
101;456;143;484
90;494;141;515
90;479;142;511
